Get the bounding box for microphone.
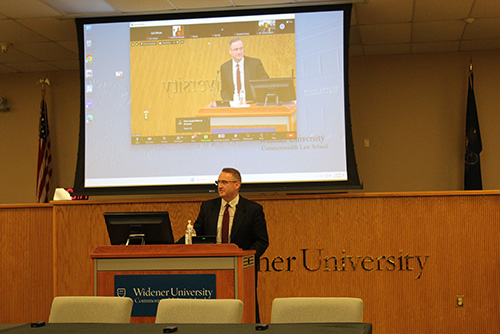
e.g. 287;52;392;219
211;70;220;107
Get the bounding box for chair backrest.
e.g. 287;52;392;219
48;296;133;323
270;297;363;323
155;299;244;324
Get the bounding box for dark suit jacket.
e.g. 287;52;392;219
193;196;269;262
220;56;269;102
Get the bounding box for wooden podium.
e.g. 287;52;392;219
197;105;297;132
91;244;255;323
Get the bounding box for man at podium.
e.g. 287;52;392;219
193;167;269;322
220;38;269;102
193;167;269;261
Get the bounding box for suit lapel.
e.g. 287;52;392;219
243;58;252;87
223;61;235;94
208;198;222;235
231;197;246;238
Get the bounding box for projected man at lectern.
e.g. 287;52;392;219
220;38;269;102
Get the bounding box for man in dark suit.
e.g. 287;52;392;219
193;167;269;322
193;167;269;263
220;38;269;102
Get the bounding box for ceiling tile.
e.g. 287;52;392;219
16;18;77;41
0;47;40;63
414;0;474;22
0;20;49;43
412;20;465;42
223;0;288;7
0;0;500;74
349;29;361;45
460;38;500;51
47;60;79;70
57;40;78;53
350;5;357;25
15;42;77;61
412;41;460;53
363;43;411;55
349;25;361;44
359;23;411;45
105;0;174;13
6;61;60;72
168;0;235;10
463;18;500;40
470;0;500;19
0;0;63;18
349;44;364;56
355;0;413;25
0;63;19;73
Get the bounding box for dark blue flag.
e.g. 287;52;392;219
464;71;482;190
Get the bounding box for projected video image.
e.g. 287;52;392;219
129;15;297;145
77;6;354;191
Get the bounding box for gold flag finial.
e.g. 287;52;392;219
37;77;50;96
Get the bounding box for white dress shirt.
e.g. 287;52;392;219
217;195;239;243
232;58;245;95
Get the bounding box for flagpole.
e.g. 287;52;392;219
468;58;473;89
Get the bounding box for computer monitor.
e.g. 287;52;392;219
104;211;174;245
249;77;296;106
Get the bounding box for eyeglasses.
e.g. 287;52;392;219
215;180;238;186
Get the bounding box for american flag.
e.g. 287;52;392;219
36;96;52;203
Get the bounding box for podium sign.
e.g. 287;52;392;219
115;274;216;316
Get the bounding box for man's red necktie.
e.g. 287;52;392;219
236;64;241;94
221;204;230;243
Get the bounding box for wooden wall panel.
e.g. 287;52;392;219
52;200;201;296
0;204;53;323
257;192;500;333
3;191;500;333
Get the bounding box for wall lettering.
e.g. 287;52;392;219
260;249;430;279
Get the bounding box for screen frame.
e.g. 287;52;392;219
73;3;362;197
249;77;296;105
104;211;175;245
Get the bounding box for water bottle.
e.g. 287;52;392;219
185;220;193;244
239;90;246;105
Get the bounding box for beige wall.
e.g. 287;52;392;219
0;71;80;204
350;51;500;192
1;50;499;204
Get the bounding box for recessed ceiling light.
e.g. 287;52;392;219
42;0;117;15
